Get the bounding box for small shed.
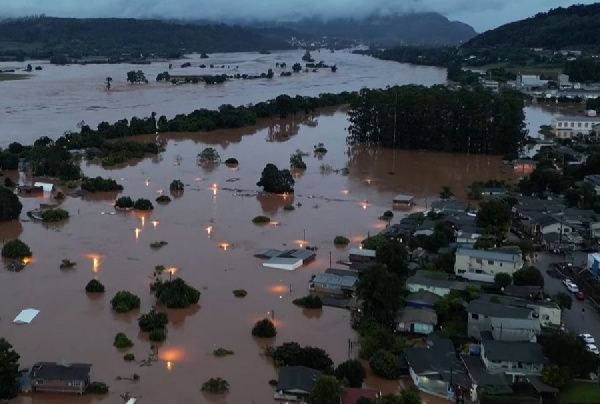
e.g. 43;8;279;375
395;307;438;335
393;194;414;210
34;182;54;193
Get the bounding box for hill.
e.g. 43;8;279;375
463;3;600;50
0;17;292;60
251;13;476;47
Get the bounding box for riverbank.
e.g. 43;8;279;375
0;73;28;81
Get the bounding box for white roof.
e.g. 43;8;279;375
33;182;54;192
262;257;302;271
13;308;40;324
126;399;137;404
348;248;376;257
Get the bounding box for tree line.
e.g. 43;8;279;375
347;85;527;157
564;59;600;83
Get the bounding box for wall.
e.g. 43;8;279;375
539;222;572;235
455;253;522;283
480;346;543;379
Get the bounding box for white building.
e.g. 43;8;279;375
551;116;600;138
454;248;523;283
516;74;548;91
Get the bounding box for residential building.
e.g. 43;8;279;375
413;219;435;236
482;80;499;93
406;270;468;297
552;116;600;138
392;194;414;210
274;366;321;401
395;307;438;335
454;248;523;283
533;215;573;236
489;318;540;342
501;285;544;300
461;354;513;402
431;199;468;214
467;300;534;340
30;361;91;394
480;340;547;382
404;338;471;400
348;248;376;263
309;273;357;296
405;290;441;309
513;159;537;174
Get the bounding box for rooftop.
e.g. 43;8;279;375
405;290;441;306
393;194;414;202
396;307;438;325
460;355;512;393
456;248;521;263
277;366;321;393
31;361;92;381
467;299;532;319
348;248;376;258
490;317;540;331
407;271;467;291
312;273;357;288
481;340;546;364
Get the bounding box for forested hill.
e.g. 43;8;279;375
462;3;600;50
0;17;292;59
255;13;476;46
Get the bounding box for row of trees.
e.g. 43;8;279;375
347;85;527;157
564;59;600;82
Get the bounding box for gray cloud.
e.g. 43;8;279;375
0;0;594;31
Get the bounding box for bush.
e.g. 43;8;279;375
335;359;366;388
252;318;277;338
382;210;394;218
59;259;76;269
369;349;400;380
1;239;32;258
0;185;23;220
138;309;169;332
292;295;323;309
252;215;271;224
233;289;247;298
42;208;69;222
290;153;307;170
169;179;184;191
81;176;123;193
113;332;133;349
85;279;105;293
283;204;295;211
201;377;229;394
149;328;167;342
133;198;153;211
155;278;200;308
86;381;109;394
115;196;134;209
225;158;239;165
123;353;135;362
150;241;168;249
333;235;350;245
213;348;234;357
110;291;141;313
156;195;171;204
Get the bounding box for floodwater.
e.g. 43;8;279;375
0;50;561;404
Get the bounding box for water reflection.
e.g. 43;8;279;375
0;219;23;240
84;253;102;273
168;305;200;328
302;308;323;320
256;193;294;214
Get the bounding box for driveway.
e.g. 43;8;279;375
537;251;600;339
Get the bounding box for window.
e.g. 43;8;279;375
558;122;563;127
499;263;503;267
476;258;483;264
585;123;589;128
457;269;466;274
471;313;479;320
571;122;575;127
542;314;549;320
578;122;582;128
36;379;44;385
488;260;494;265
475;270;483;274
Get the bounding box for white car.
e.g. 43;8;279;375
581;334;596;344
587;344;599;355
563;279;579;293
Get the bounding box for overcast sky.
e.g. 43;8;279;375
0;0;595;32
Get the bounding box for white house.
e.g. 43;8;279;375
454;249;523;283
533;215;573;236
551;116;600;138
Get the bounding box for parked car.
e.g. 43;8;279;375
587;344;599;355
580;334;595;344
563;279;579;293
576;291;585;301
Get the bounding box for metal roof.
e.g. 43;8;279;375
312;273;357;288
456;248;520;263
482;340;546;364
348;248;376;257
467;300;532;319
393;194;414;202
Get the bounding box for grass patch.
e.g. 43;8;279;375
561;382;600;403
233;289;247;298
213;347;234;357
0;73;29;82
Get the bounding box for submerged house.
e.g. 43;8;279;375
309;273;358;296
30;361;91;394
275;366;321;401
393;194;414;210
255;248;316;271
348;248;376;263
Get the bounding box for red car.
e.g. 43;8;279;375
576;291;585;301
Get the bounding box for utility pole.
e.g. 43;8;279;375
391;92;397;174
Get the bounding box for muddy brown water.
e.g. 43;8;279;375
0;50;560;404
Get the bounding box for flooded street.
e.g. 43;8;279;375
0;50;562;404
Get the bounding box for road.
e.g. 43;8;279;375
537;251;600;340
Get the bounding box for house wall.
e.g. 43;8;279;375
531;305;562;327
491;325;537;342
539;222;573;235
406;283;450;297
33;378;88;394
553;119;600;136
455;253;522;283
310;282;346;296
480;346;544;381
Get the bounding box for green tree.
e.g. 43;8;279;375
356;265;404;324
375;239;409;278
512;266;544;287
110;291;141;313
309;375;341;404
290;153;307;169
541;331;599;377
1;239;32;258
138;308;168;332
0;186;23;221
154;278;200;308
169;179;184;191
252;318;276;338
494;273;512;289
256;163;295;194
335;359;366;388
369;349;400;380
553;292;573;311
0;338;20;400
476;199;511;240
133;198;153;210
398;388;421;404
292;63;302;72
440;186;454;199
541;364;572;389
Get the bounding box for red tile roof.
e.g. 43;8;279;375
341;387;380;404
